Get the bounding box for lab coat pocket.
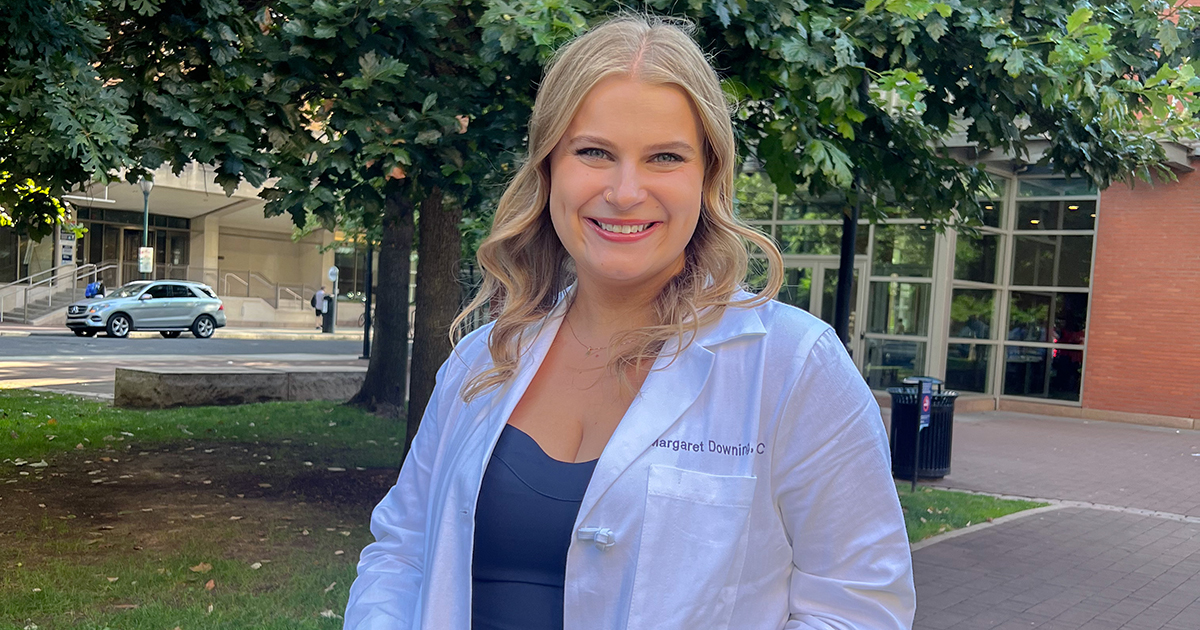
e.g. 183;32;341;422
626;465;756;630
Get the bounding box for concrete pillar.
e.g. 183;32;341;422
190;214;220;287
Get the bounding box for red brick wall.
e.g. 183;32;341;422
1084;160;1200;419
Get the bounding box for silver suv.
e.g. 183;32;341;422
65;280;227;339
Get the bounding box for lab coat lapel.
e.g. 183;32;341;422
574;339;715;524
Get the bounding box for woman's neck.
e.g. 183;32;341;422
567;277;662;341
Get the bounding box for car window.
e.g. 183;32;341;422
172;285;197;298
195;286;217;299
111;283;150;298
145;284;174;299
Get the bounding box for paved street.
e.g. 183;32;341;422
913;411;1200;630
0;335;364;398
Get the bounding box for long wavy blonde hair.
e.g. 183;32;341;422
452;14;783;401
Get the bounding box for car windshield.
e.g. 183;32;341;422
110;283;150;298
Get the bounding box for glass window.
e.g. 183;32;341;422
0;227;16;282
155;231;167;265
872;224;934;277
102;224;120;262
777;225;842;255
867;281;931;336
954;233;999;284
778;191;846;221
1016;200;1096;231
820;266;859;327
145;284;174;299
1007;291;1088;345
87;223;104;264
171;284;196;298
734;172;775;221
1011;235;1093;287
949;289;994;339
1003;345;1083;401
946;344;991;393
864;338;927;389
1018;178;1098;197
981;173;1008;200
777;266;813;312
976;200;1002;228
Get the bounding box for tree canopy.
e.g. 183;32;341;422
1;0;1197;437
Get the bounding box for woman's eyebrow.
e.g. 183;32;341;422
567;135;697;155
645;141;698;155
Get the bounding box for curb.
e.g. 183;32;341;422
909;486;1200;551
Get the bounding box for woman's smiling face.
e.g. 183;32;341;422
548;76;706;292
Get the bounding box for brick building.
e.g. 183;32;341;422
739;140;1199;429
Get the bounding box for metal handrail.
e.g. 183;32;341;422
0;264;69;292
0;262;119;323
222;272;249;296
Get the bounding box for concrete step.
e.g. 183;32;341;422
1;289;80;323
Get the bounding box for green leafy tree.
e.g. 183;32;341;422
0;0;137;238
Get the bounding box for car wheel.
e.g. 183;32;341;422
160;331;182;339
191;315;216;339
106;314;131;338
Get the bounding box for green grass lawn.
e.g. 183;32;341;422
1;390;403;630
897;481;1048;542
2;389;1046;628
0;389;404;468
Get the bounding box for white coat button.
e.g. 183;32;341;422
577;527;616;551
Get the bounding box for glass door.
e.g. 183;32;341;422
121;229;147;284
779;257;869;365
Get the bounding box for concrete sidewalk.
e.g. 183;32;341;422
912;411;1200;629
0;322;363;341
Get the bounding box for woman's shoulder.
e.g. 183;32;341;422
731;289;835;348
442;321;496;378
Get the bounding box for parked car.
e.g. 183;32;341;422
65;280;227;339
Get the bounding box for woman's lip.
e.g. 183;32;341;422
586;218;661;242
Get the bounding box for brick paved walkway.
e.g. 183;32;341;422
909;411;1200;630
926;411;1200;516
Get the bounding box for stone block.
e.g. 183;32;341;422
285;366;368;402
114;367;288;409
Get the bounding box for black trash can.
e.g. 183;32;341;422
888;378;958;479
321;295;336;333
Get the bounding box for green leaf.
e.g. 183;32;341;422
1157;21;1180;55
422;93;438;114
1066;7;1093;34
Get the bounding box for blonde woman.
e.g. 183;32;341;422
345;15;914;630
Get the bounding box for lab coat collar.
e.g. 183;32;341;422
574;290;767;526
483;288;768;528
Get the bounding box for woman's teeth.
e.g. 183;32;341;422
597;221;651;234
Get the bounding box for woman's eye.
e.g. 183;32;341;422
651;153;684;163
576;148;609;159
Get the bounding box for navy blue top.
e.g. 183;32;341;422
472;424;598;630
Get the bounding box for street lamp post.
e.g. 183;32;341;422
139;178;153;279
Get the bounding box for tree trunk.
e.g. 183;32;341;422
348;186;415;419
407;187;461;454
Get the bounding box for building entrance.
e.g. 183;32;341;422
776;257;868;366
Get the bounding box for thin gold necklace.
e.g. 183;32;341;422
563;315;607;358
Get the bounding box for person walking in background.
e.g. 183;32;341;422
312;286;326;330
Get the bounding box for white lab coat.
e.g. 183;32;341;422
345;294;915;629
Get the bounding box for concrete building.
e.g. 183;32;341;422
0;163;371;328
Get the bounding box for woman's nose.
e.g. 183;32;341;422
609;163;648;210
